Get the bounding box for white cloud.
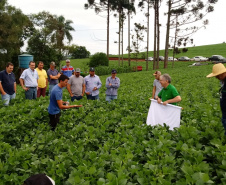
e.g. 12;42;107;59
7;0;226;55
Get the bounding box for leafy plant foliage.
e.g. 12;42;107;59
0;62;226;184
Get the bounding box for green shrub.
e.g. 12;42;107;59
89;52;109;67
94;65;132;76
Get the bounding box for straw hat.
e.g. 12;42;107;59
206;63;226;78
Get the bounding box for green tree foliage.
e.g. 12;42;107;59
89;52;109;67
0;0;33;70
27;31;62;67
50;15;75;53
27;12;74;67
71;46;90;59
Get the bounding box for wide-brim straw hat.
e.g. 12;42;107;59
206;63;226;78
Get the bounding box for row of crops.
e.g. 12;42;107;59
1;62;226;184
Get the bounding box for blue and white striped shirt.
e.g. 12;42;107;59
105;76;120;96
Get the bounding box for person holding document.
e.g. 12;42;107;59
157;74;181;105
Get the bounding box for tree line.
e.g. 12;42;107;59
85;0;218;70
0;0;218;72
0;0;90;71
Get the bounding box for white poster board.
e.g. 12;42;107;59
146;99;182;130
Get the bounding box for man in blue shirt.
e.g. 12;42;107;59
47;61;61;95
19;61;39;100
0;62;16;106
48;74;82;131
84;67;102;100
106;69;120;102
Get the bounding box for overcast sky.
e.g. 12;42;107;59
7;0;226;55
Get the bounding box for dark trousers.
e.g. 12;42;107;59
49;112;61;131
37;87;47;97
86;94;99;100
71;95;83;101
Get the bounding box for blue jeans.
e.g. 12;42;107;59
86;94;99;100
49;84;57;95
71;95;83;101
106;95;117;102
222;118;226;135
1;93;16;106
25;87;37;100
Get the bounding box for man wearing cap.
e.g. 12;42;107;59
67;68;85;101
0;62;16;106
152;71;163;99
207;63;226;135
36;61;48;97
157;74;181;105
84;67;102;100
47;62;61;95
106;69;120;102
19;61;39;100
61;59;74;77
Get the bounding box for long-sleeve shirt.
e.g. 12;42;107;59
84;75;102;96
105;76;120;96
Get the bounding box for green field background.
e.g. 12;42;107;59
1;60;226;184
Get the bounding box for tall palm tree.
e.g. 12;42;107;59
51;15;75;53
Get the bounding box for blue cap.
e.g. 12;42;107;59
111;69;117;73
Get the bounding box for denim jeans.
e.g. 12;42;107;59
86;94;99;100
1;93;16;106
25;87;37;100
71;95;83;101
106;95;117;102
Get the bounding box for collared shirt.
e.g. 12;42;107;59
20;68;38;87
36;68;47;88
48;85;62;115
158;84;180;105
47;68;59;85
105;76;120;96
68;75;85;96
61;65;74;77
0;70;16;95
153;79;163;97
84;74;102;96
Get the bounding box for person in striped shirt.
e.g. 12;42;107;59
61;59;74;77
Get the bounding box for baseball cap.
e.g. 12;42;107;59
90;67;95;71
111;69;117;73
66;59;70;63
50;62;55;66
75;68;81;73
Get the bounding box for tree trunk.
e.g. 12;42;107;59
153;1;157;70
121;9;124;66
156;0;160;69
172;15;178;68
118;9;121;66
146;0;150;71
164;0;171;69
128;9;131;66
107;0;110;59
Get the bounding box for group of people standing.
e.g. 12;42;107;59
1;60;226;135
0;59;120;130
